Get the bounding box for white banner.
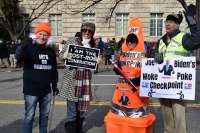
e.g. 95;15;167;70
140;57;196;100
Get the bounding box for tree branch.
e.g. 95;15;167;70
106;0;123;27
71;0;103;15
18;0;64;37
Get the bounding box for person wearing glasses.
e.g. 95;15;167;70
60;22;96;133
154;4;200;133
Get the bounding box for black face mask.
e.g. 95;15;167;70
126;33;138;44
129;39;137;44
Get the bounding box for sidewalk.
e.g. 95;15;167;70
0;67;22;73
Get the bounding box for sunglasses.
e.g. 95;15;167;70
82;29;93;34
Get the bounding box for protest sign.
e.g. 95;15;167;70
140;57;196;100
65;44;100;70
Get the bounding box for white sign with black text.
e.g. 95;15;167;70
140;57;196;100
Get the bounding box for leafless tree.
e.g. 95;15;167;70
0;0;64;41
0;0;199;41
64;0;199;26
61;0;124;25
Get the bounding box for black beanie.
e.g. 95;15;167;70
75;32;81;38
166;13;183;24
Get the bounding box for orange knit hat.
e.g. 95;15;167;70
34;22;51;36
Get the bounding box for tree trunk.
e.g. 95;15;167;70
8;31;18;41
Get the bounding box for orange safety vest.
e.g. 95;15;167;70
112;17;149;108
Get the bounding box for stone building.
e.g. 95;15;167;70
19;0;195;43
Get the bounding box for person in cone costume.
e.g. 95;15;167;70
104;17;155;133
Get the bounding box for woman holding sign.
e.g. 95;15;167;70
60;22;97;133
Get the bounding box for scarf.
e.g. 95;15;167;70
75;68;92;111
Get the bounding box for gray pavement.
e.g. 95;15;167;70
0;65;200;133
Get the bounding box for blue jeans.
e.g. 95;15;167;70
22;93;52;133
66;100;77;122
66;100;87;122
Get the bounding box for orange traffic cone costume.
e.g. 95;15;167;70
104;17;156;133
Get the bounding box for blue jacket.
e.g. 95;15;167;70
159;64;174;76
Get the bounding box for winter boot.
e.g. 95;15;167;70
76;117;85;133
64;121;76;133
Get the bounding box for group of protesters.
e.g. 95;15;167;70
96;36;125;65
10;2;200;133
0;40;21;69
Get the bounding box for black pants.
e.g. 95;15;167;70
105;55;111;65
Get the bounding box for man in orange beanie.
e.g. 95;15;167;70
34;22;51;36
16;22;59;133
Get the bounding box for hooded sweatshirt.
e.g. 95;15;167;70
16;38;58;97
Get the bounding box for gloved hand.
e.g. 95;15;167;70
112;60;122;75
177;12;183;24
154;53;164;64
21;38;32;51
63;52;72;59
183;4;197;26
53;88;59;96
113;67;121;75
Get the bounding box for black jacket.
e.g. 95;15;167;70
8;43;17;54
0;42;9;58
159;64;174;76
16;38;58;96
